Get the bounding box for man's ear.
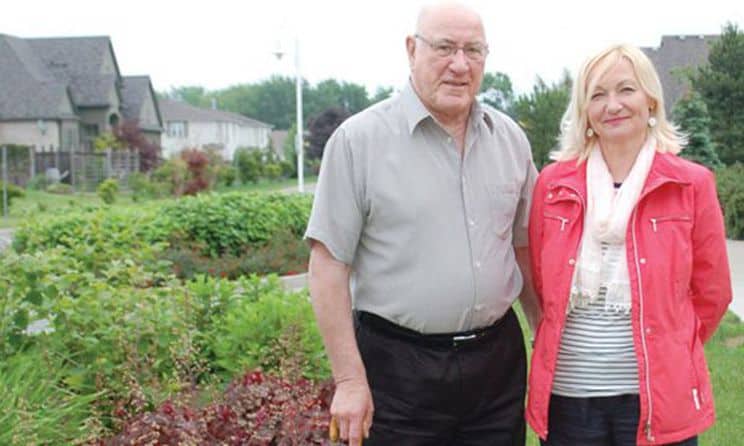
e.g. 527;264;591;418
406;35;416;69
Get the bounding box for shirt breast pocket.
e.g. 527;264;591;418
487;182;519;239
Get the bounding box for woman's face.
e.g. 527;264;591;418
586;58;654;147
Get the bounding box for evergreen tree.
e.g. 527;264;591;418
512;71;572;169
672;92;722;170
690;23;744;165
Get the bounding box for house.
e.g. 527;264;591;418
0;34;162;151
641;35;718;115
159;98;272;160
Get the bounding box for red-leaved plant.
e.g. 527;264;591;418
93;370;334;445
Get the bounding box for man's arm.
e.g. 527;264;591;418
308;240;373;445
515;246;541;335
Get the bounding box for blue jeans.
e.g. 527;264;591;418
541;394;698;446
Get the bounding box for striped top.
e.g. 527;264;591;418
552;241;639;397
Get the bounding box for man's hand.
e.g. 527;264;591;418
308;241;372;445
330;378;374;445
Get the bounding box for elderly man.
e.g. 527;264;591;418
305;3;539;445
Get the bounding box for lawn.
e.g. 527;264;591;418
0;176;316;229
514;305;744;445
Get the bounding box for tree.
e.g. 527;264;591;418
113;119;161;172
672;92;723;170
307;107;351;160
512;72;572;169
216;76;302;130
161;86;211;108
370;86;394;104
690;23;744;165
478;71;515;114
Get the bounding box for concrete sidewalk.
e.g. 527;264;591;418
0;228;12;251
726;240;744;320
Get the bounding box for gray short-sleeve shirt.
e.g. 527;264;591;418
305;81;537;333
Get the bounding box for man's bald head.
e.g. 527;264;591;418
415;2;485;41
406;2;488;124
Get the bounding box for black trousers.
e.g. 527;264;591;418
355;308;527;446
541;394;698;446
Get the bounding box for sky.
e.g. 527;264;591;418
2;0;742;97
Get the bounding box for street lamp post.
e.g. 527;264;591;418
274;38;304;193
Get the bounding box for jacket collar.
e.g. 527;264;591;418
547;151;690;201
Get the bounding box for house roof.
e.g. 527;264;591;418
159;98;273;128
0;34;77;120
27;36;121;107
122;75;163;131
641;35;717;114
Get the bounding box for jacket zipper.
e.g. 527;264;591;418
649;215;692;232
631;177;691;443
544;185;585;439
632;208;655;443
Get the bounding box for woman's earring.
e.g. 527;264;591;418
586;128;594;138
648;116;657;128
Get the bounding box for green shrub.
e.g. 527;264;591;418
126;172;159;202
216;164;238;187
264;163;282;180
97;178;119;204
148;192;312;257
234;148;263;184
1;181;24;207
717;163;744;240
164;228;309;279
25;174;49;191
46;182;73;195
151;157;188;196
206;276;329;381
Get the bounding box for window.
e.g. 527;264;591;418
82;124;99;138
167;121;187;138
63;128;78;150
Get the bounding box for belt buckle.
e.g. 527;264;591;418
452;333;477;347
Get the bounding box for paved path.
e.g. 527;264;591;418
280;181;316;195
0;228;12;251
726;240;744;320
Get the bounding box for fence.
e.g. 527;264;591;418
1;145;140;192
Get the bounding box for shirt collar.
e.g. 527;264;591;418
401;79;495;136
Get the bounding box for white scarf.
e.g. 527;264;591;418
569;137;656;313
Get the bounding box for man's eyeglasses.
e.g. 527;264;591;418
414;34;489;62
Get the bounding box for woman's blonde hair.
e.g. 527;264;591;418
552;43;686;162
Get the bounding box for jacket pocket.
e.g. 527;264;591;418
544;213;569;231
648;215;691;232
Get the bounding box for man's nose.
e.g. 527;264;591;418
448;49;470;73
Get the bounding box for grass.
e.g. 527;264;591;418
514;304;743;445
0;176;317;229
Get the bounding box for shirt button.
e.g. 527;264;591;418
640;258;647;264
645;327;652;335
547;193;553;199
474;261;481;269
447;137;453;144
568;258;576;266
469;219;476;227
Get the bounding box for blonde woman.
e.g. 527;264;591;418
526;44;732;445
